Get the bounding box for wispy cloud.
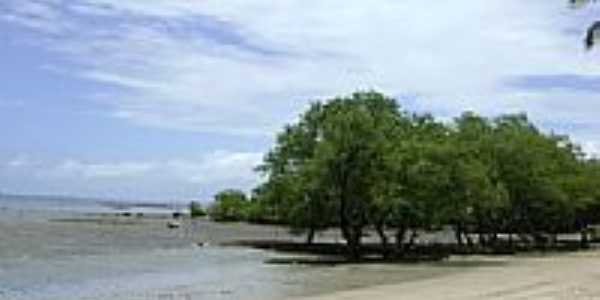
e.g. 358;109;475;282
0;1;69;34
3;0;595;138
2;0;600;199
6;155;35;168
506;74;600;93
52;160;156;179
43;151;262;183
2;150;263;200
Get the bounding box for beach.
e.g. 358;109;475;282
3;1;599;299
0;196;467;300
3;196;600;300
291;251;600;300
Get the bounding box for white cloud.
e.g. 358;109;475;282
2;1;600;157
581;141;600;158
45;150;262;182
1;0;600;200
182;151;263;184
5;0;598;141
6;155;34;168
14;151;264;199
1;1;73;34
53;160;156;179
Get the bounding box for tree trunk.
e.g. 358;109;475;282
395;226;408;253
407;229;418;248
518;233;532;247
306;228;315;245
347;226;363;261
454;224;464;247
465;231;474;248
375;223;389;258
490;230;498;246
581;228;590;249
339;192;352;248
477;217;486;246
339;210;363;259
478;232;486;246
551;233;558;247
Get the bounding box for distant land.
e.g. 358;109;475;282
0;192;102;203
0;192;190;211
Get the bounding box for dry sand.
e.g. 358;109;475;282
290;251;600;300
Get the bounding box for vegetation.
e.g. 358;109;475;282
244;91;600;260
570;0;600;49
208;189;250;222
189;201;207;218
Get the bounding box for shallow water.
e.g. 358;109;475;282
0;196;492;300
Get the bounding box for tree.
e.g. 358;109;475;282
255;91;600;259
209;189;249;222
485;114;588;247
385;113;453;250
450;113;509;247
255;101;337;240
258;91;408;260
189;201;207;218
569;0;600;49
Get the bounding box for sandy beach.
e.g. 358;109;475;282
291;251;600;300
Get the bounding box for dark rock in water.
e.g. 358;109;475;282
167;221;181;229
172;212;183;219
122;212;132;217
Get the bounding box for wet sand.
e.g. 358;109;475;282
291;251;600;300
0;209;471;300
5;201;599;300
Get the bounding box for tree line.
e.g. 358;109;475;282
202;0;600;259
211;91;600;260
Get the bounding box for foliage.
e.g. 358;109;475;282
569;0;600;49
189;201;207;218
208;189;250;222
251;91;600;259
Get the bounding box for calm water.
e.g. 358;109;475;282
0;195;480;300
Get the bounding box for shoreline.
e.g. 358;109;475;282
3;210;459;300
5;207;600;300
287;250;600;300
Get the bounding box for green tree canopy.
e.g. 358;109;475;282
253;91;600;259
209;189;250;222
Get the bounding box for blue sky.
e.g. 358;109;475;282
1;0;599;201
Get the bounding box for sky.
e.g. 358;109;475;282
0;0;599;201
